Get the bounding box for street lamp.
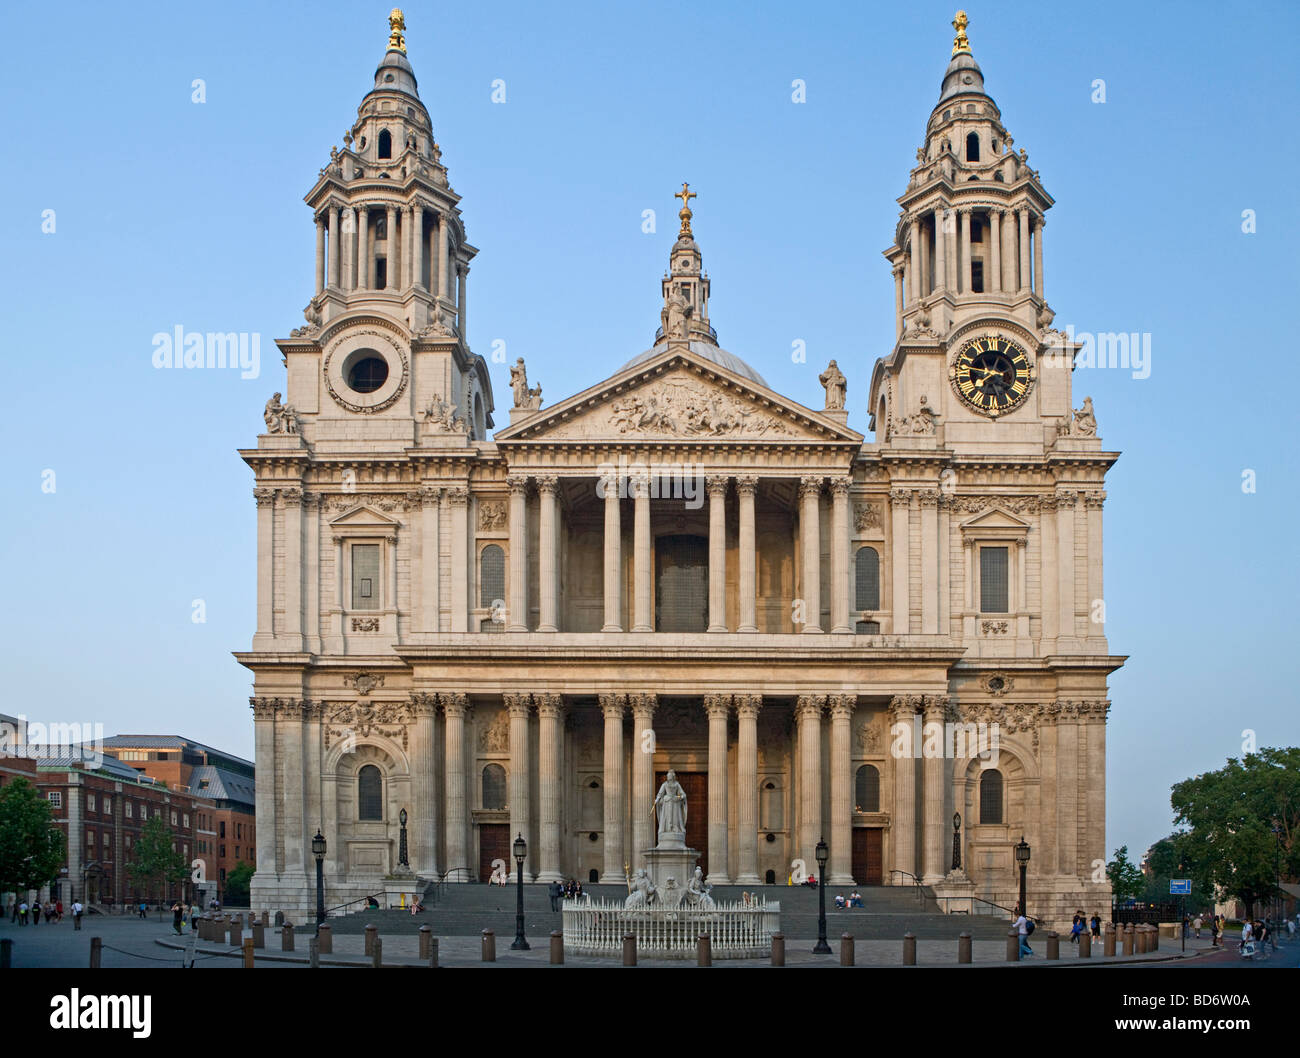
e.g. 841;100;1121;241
951;812;962;872
312;830;326;933
398;808;409;869
812;837;831;954
511;833;530;951
1014;836;1031;919
1273;820;1282;923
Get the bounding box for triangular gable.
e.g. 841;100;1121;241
328;505;402;530
495;345;862;445
958;508;1032;532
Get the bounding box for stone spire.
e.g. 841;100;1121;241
658;184;716;346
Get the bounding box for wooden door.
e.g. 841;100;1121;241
478;824;510;883
852;827;883;886
656;770;708;877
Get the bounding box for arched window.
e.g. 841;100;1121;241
378;129;392;159
481;764;506;810
855;547;880;611
966;131;980;161
979;768;1004;824
357;765;383;821
480;545;505;610
854;765;880;813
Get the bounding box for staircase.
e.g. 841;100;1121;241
326;882;1015;940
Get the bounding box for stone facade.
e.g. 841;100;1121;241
239;13;1122;928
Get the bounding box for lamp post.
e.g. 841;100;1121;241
312;830;326;933
398;808;409;870
1014;836;1031;920
1273;819;1282;923
951;812;962;872
813;837;831;954
511;833;530;950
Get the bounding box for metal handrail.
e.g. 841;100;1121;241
321;890;387;918
441;866;474;883
889;869;928;904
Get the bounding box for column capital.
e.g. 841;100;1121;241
504;692;533;718
703;694;732;719
829;475;852;497
506;474;530;494
829;694;856;720
922;694;952;722
253;487;275;508
534;693;565;720
734;694;763;720
706;475;729;497
445;486;469;508
798;475;824;500
735;474;758;495
889;694;924;722
419;485;441;508
409;692;439;717
891;263;905;278
281;486;303;507
536;474;559;495
796;694;827;720
630;472;650;498
629;692;657;718
438;692;470;718
599;693;627;719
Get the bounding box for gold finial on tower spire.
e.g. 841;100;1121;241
675;182;697;235
952;10;971;56
388;8;407;53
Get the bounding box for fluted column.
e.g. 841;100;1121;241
737;475;757;632
890;487;911;635
828;695;855;885
704;695;731;883
1056;700;1079;878
385;205;397;290
410;694;438;876
435;214;447;300
918;213;931;296
890;697;918;882
441;694;469;877
419;487;440;632
799;477;823;633
506;475;529;632
536;694;565;883
796;696;825;868
830;476;851;633
252;700;277;877
600;695;626;881
630;694;657;857
506;694;533;878
958;207;971;294
920;488;940;634
402;204;414;289
447;488;469;632
892;265;905;338
989;208;1002;292
458;265;468;337
413;203;424;289
314;216;325;294
1057;491;1077;642
342;207;356;290
707;475;728;632
253;489;274;646
632;472;652;631
282;488;303;649
358;206;370;290
602;480;622;631
537;475;559;632
734;695;762;885
328;204;341;288
908;215;921;303
1017;207;1031;293
1033;215;1045;297
921;696;948;884
932;207;947;293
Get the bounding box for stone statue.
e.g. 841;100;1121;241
652;769;687;846
895;395;937;436
1072;396;1097;436
664;285;690;339
525;381;543;410
263;392;297;434
510;358;529;408
623;868;658;909
684;866;715;910
421;393;467;433
819;360;847;410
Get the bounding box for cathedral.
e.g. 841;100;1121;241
239;11;1122;926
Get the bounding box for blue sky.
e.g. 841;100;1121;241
1;0;1296;861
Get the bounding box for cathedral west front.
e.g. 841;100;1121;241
239;10;1123;928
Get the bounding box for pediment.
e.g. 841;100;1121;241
958;507;1032;535
328;505;402;531
495;348;862;445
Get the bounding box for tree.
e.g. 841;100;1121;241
1106;845;1144;905
127;814;189;904
0;778;66;896
225;861;254;906
1171;747;1300;920
1141;832;1214;909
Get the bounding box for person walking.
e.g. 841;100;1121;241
1193;913;1202;939
18;901;28;926
32;901;41;925
55;900;63;923
1090;912;1101;939
1013;909;1033;957
548;880;562;912
72;900;83;931
138;901;147;920
171;902;184;936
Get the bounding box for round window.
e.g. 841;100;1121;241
348;356;389;393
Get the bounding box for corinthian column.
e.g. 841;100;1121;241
602;479;622;631
328;204;341;288
252;699;277;878
630;694;657;858
1033;215;1045;298
506;693;533;878
600;694;626;881
632;472;652;632
737;475;758;632
989;208;1002;292
830;476;851;633
447;488;469;633
707;475;728;632
410;694;438;876
958;207;972;294
921;696;948;885
734;695;762;885
890;696;918;882
1018;207;1031;293
704;695;731;883
507;475;529;632
441;694;470;878
314;216;325;294
799;477;823;633
933;208;947;292
535;694;565;883
892;265;905;338
828;695;855;885
537;475;559;632
796;695;825;867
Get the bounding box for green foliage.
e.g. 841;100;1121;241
126;814;189;899
0;778;66;894
224;861;254;906
1106;845;1144;904
1171;747;1300;919
1140;833;1215;908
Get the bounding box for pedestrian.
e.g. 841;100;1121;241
1013;908;1033;957
190;903;200;930
18;901;28;926
138;901;147;920
1090;912;1101;938
55;900;63;923
171;901;184;936
72;900;83;931
32;901;41;925
548;880;562;912
1193;913;1202;939
1209;915;1219;947
1069;912;1083;944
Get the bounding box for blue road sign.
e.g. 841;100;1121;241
1169;879;1192;895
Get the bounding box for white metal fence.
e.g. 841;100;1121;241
562;898;779;959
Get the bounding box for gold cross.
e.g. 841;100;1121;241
952;10;970;56
675;182;697;234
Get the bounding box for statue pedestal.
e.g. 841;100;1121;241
932;870;976;914
643;846;700;909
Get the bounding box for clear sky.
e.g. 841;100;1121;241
1;0;1296;862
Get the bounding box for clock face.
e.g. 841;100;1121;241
949;335;1034;417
